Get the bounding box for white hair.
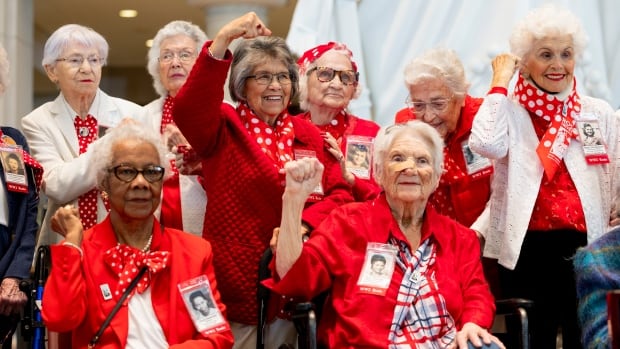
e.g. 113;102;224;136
403;47;469;97
42;24;108;67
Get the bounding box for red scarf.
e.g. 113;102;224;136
514;75;581;179
159;96;183;230
237;103;295;171
0;129;43;192
302;110;349;142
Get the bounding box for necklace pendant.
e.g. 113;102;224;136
79;127;90;137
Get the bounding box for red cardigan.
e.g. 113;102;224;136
394;95;489;227
267;194;495;348
173;41;353;324
41;217;234;349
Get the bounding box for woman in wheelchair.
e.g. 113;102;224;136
267;121;504;348
40;123;233;348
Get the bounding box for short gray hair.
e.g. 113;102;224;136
229;36;299;103
403;48;469;97
510;4;587;63
42;24;109;67
147;20;208;97
90;123;170;190
372;120;444;187
0;43;8;94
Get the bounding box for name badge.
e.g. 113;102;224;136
357;242;397;296
575;118;610;165
0;145;28;193
178;275;229;335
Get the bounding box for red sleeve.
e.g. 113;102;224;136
41;244;88;332
351;177;381;202
394;108;415;124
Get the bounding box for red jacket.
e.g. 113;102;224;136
267;194;495;348
299;112;381;201
173;42;353;324
394;95;490;227
42;217;234;349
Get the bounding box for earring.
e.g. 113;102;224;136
101;191;109;200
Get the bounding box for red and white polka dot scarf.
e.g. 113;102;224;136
514;75;581;179
302;110;348;142
74;115;105;229
104;243;170;304
237;103;295;172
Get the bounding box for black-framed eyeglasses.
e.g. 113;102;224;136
158;50;196;64
55;55;104;68
247;72;292;85
108;164;165;183
405;95;453;114
308;66;359;86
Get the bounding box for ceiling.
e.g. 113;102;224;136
33;0;298;67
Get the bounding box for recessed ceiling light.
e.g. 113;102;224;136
119;9;138;18
146;39;154;48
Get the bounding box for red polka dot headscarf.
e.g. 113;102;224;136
297;42;358;75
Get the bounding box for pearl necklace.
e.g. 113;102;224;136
142;233;154;252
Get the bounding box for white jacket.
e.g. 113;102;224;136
21;89;143;245
469;93;619;270
140;97;207;237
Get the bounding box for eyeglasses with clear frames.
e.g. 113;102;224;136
158;50;196;64
56;55;103;68
247;72;292;85
405;95;453;114
308;67;359;86
108;164;165;183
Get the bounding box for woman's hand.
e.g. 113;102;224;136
0;277;27;315
323;132;355;185
490;53;520;89
51;205;84;246
210;12;272;58
449;322;505;349
282;157;324;199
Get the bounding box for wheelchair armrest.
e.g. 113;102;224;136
495;298;533;315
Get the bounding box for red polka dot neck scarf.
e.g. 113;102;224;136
103;243;170;304
0;129;43;192
74;115;104;229
237;103;295;172
302;110;348;142
514;74;581;180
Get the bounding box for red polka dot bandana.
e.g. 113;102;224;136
74;115;103;229
297;42;358;75
0;129;43;192
302;110;348;142
103;243;170;304
237;103;295;172
514;74;580;180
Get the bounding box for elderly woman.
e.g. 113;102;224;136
21;24;143;246
41;123;234;348
394;48;490;232
297;42;381;201
172;12;353;348
141;20;208;236
469;4;619;348
0;42;42;347
268;120;503;349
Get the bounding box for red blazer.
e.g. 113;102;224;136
173;41;353;324
394;96;490;227
41;217;234;349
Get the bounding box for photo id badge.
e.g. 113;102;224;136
0;145;28;193
345;136;374;180
357;242;398;296
461;141;493;179
575;118;610;165
178;275;229;335
294;149;324;201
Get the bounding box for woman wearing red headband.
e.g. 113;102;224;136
297;42;381;201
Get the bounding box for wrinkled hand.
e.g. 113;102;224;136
210;12;272;58
163;124;188;150
282;157;324;199
322;132;355;185
611;200;620;227
51;205;83;245
448;322;505;349
490;53;520;89
173;145;202;175
0;278;27;315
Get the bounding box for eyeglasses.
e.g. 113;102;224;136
158;50;196;64
308;67;359;86
56;55;103;68
247;72;292;85
405;95;453;114
108;164;165;183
